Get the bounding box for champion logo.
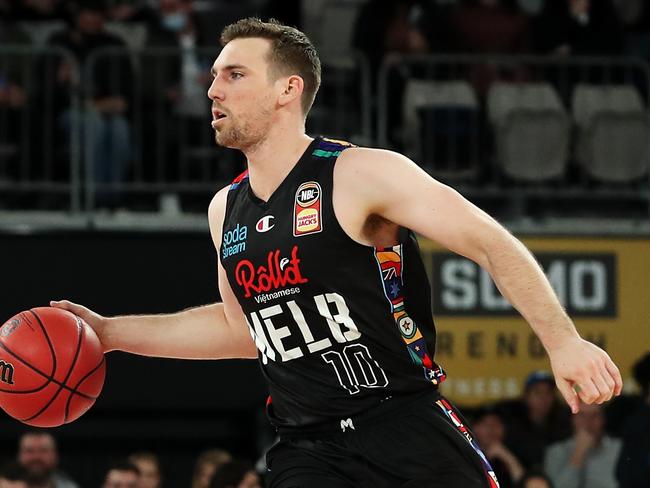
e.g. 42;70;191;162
256;215;275;233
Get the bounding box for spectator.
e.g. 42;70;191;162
614;0;650;60
127;452;161;488
209;460;261;488
140;0;213;181
544;403;621;488
107;0;156;24
515;471;553;488
533;0;624;55
0;463;29;488
46;0;134;206
352;0;435;146
353;0;430;77
450;0;530;54
473;407;525;487
10;0;68;22
616;352;650;487
0;19;31;179
499;371;572;471
102;461;140;488
450;0;531;96
192;449;232;488
17;431;78;488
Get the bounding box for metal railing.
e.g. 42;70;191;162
0;45;82;212
2;45;650;222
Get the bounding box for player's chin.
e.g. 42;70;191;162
215;132;243;150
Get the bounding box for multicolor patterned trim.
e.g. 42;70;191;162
435;398;501;488
229;170;249;191
373;245;446;386
312;137;356;159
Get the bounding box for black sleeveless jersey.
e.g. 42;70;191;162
220;137;446;428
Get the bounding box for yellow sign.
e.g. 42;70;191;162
418;236;650;406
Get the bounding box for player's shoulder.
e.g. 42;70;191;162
208;170;249;222
335;146;415;180
208;185;229;222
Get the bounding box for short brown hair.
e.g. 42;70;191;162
220;18;321;115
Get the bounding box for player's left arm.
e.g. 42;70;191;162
335;148;622;412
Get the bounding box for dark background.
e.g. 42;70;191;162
0;230;270;486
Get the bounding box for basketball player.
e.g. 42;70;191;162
52;18;622;488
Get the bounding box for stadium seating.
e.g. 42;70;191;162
487;82;570;182
402;79;480;178
572;84;650;183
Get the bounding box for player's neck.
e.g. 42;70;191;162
244;122;312;203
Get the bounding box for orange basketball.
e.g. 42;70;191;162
0;307;105;427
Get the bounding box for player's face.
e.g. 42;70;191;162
207;38;278;150
18;434;57;476
103;470;139;488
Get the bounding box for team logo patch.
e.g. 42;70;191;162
397;314;417;339
293;182;322;237
256;215;275;233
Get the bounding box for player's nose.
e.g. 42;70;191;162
207;76;225;101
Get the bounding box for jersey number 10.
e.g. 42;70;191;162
323;344;389;395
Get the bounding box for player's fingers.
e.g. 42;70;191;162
600;371;616;402
591;372;613;403
556;378;579;414
50;299;79;312
576;377;601;405
604;356;623;396
50;300;91;318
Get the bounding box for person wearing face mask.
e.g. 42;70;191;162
140;0;216;184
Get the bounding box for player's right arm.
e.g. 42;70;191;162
50;187;258;360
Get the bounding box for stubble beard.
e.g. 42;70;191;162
214;104;274;151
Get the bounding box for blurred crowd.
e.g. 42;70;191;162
0;352;648;488
0;0;649;211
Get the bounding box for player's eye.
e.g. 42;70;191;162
231;72;243;80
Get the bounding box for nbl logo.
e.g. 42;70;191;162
294;182;322;237
297;184;319;207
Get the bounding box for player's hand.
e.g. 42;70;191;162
49;300;110;351
548;336;622;414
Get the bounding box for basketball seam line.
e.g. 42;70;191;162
28;309;97;400
21;311;84;423
64;333;106;422
0;308;58;394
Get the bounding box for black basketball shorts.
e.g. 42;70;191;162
265;390;500;488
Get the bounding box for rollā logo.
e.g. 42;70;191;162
235;246;309;298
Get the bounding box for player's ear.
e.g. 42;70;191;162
277;75;304;108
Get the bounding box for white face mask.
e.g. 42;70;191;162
518;0;544;15
162;12;187;32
